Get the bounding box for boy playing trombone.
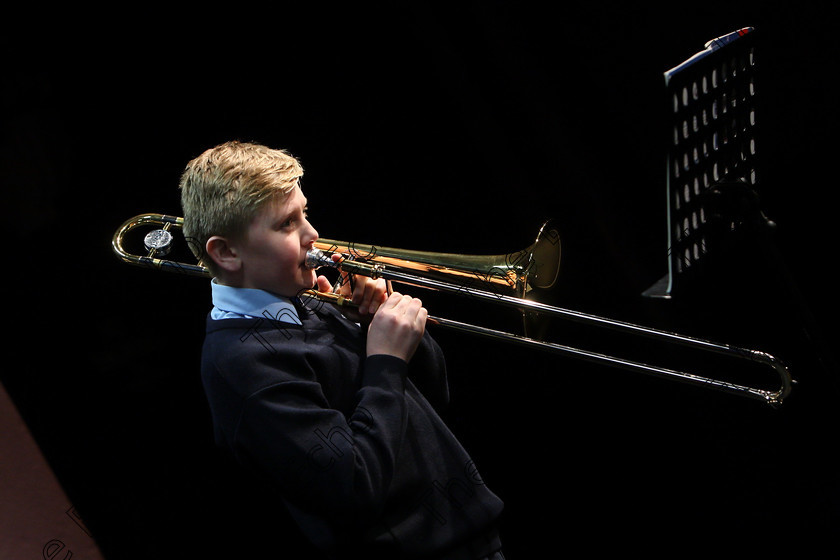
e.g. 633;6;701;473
179;141;505;559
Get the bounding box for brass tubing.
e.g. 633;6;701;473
112;213;794;406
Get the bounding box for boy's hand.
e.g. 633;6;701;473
365;292;428;362
314;254;387;323
312;260;427;361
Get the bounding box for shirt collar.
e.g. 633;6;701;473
210;278;302;325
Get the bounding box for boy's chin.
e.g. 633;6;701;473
299;268;318;290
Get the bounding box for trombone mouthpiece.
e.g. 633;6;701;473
305;248;335;269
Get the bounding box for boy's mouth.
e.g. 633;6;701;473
301;255;318;274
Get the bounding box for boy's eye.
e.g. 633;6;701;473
274;217;293;230
275;206;309;230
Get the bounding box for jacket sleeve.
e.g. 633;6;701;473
406;331;449;411
230;351;411;528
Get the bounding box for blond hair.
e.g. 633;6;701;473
179;141;304;275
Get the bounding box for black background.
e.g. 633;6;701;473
4;2;839;557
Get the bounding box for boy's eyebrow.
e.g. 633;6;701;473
273;196;308;225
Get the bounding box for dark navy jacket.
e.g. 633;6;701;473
200;302;503;558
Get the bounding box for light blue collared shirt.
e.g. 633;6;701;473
210;279;302;325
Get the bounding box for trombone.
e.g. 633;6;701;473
112;213;794;407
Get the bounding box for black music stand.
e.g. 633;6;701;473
644;27;766;298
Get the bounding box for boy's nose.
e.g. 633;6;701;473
307;223;319;245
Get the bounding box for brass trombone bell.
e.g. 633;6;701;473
111;213;561;294
112;213;793;407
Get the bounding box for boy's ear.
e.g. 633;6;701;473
205;236;242;273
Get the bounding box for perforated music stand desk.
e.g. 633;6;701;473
644;27;760;298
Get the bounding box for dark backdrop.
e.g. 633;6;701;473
4;2;838;557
